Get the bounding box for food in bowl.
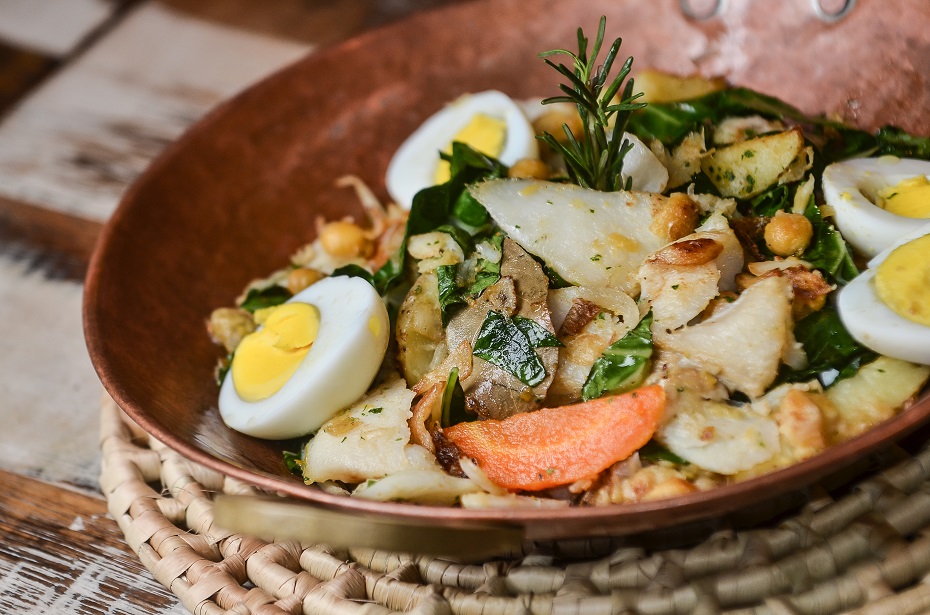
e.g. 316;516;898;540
206;19;930;508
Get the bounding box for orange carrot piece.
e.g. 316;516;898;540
444;385;666;491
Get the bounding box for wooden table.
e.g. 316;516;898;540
0;2;464;611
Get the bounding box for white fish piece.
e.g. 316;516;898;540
302;377;421;484
657;276;793;398
638;213;744;333
352;469;482;505
469;179;670;295
694;213;744;291
639;260;720;333
658;396;781;475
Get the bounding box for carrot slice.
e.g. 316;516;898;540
444;385;665;491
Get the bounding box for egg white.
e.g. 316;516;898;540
518;99;668;193
617;132;669;193
219;276;390;439
837;221;930;365
385;90;538;210
822;156;930;258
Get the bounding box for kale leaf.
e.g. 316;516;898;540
473;310;561;387
581;311;653;401
779;305;876;387
371;142;506;295
238;285;292;312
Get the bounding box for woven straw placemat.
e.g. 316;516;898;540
99;395;930;615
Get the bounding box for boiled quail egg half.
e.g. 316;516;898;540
838;221;930;365
823;156;930;258
219;276;390;439
385;90;538;209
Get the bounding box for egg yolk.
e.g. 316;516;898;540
879;176;930;218
434;113;506;184
231;302;320;402
875;234;930;327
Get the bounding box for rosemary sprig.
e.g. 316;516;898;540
538;16;645;191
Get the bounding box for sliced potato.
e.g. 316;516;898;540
820;357;930;444
701;128;805;198
396;272;445;386
636;69;727;104
713;115;786;146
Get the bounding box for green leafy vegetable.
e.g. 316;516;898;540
873;126;930;159
238;285;292;312
215;353;233;387
468;232;505;297
628;86;930;167
434;232;506;325
780;306;876;387
283;450;303;476
436;264;467;325
331;264;374;285
538;16;646;191
800;196;859;286
371;142;505;295
514;316;564;348
441;367;473;427
473;311;560;387
638;440;689;465
747;183;792;217
581;312;653;401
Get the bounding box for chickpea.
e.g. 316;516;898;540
642;478;698;502
287;267;325;294
207;307;255;353
507;158;551;179
651;193;699;242
764;211;813;257
532;108;583;145
319;221;373;258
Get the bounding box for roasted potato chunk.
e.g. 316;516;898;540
701;129;806;198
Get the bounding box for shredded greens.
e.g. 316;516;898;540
628;86;930;167
799;196;859;286
238;285;292;312
371;142;506;296
440;367;472;427
581;312;654;401
780;306;876;387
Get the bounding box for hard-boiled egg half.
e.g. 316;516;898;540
385;90;538;209
219;276;390;439
838;221;930;365
823;156;930;258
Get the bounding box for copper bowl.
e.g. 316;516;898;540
84;0;930;540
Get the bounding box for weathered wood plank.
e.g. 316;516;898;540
0;2;311;223
0;0;118;58
0;470;185;614
158;0;373;46
0;43;58;117
0;196;101;280
0;253;103;489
